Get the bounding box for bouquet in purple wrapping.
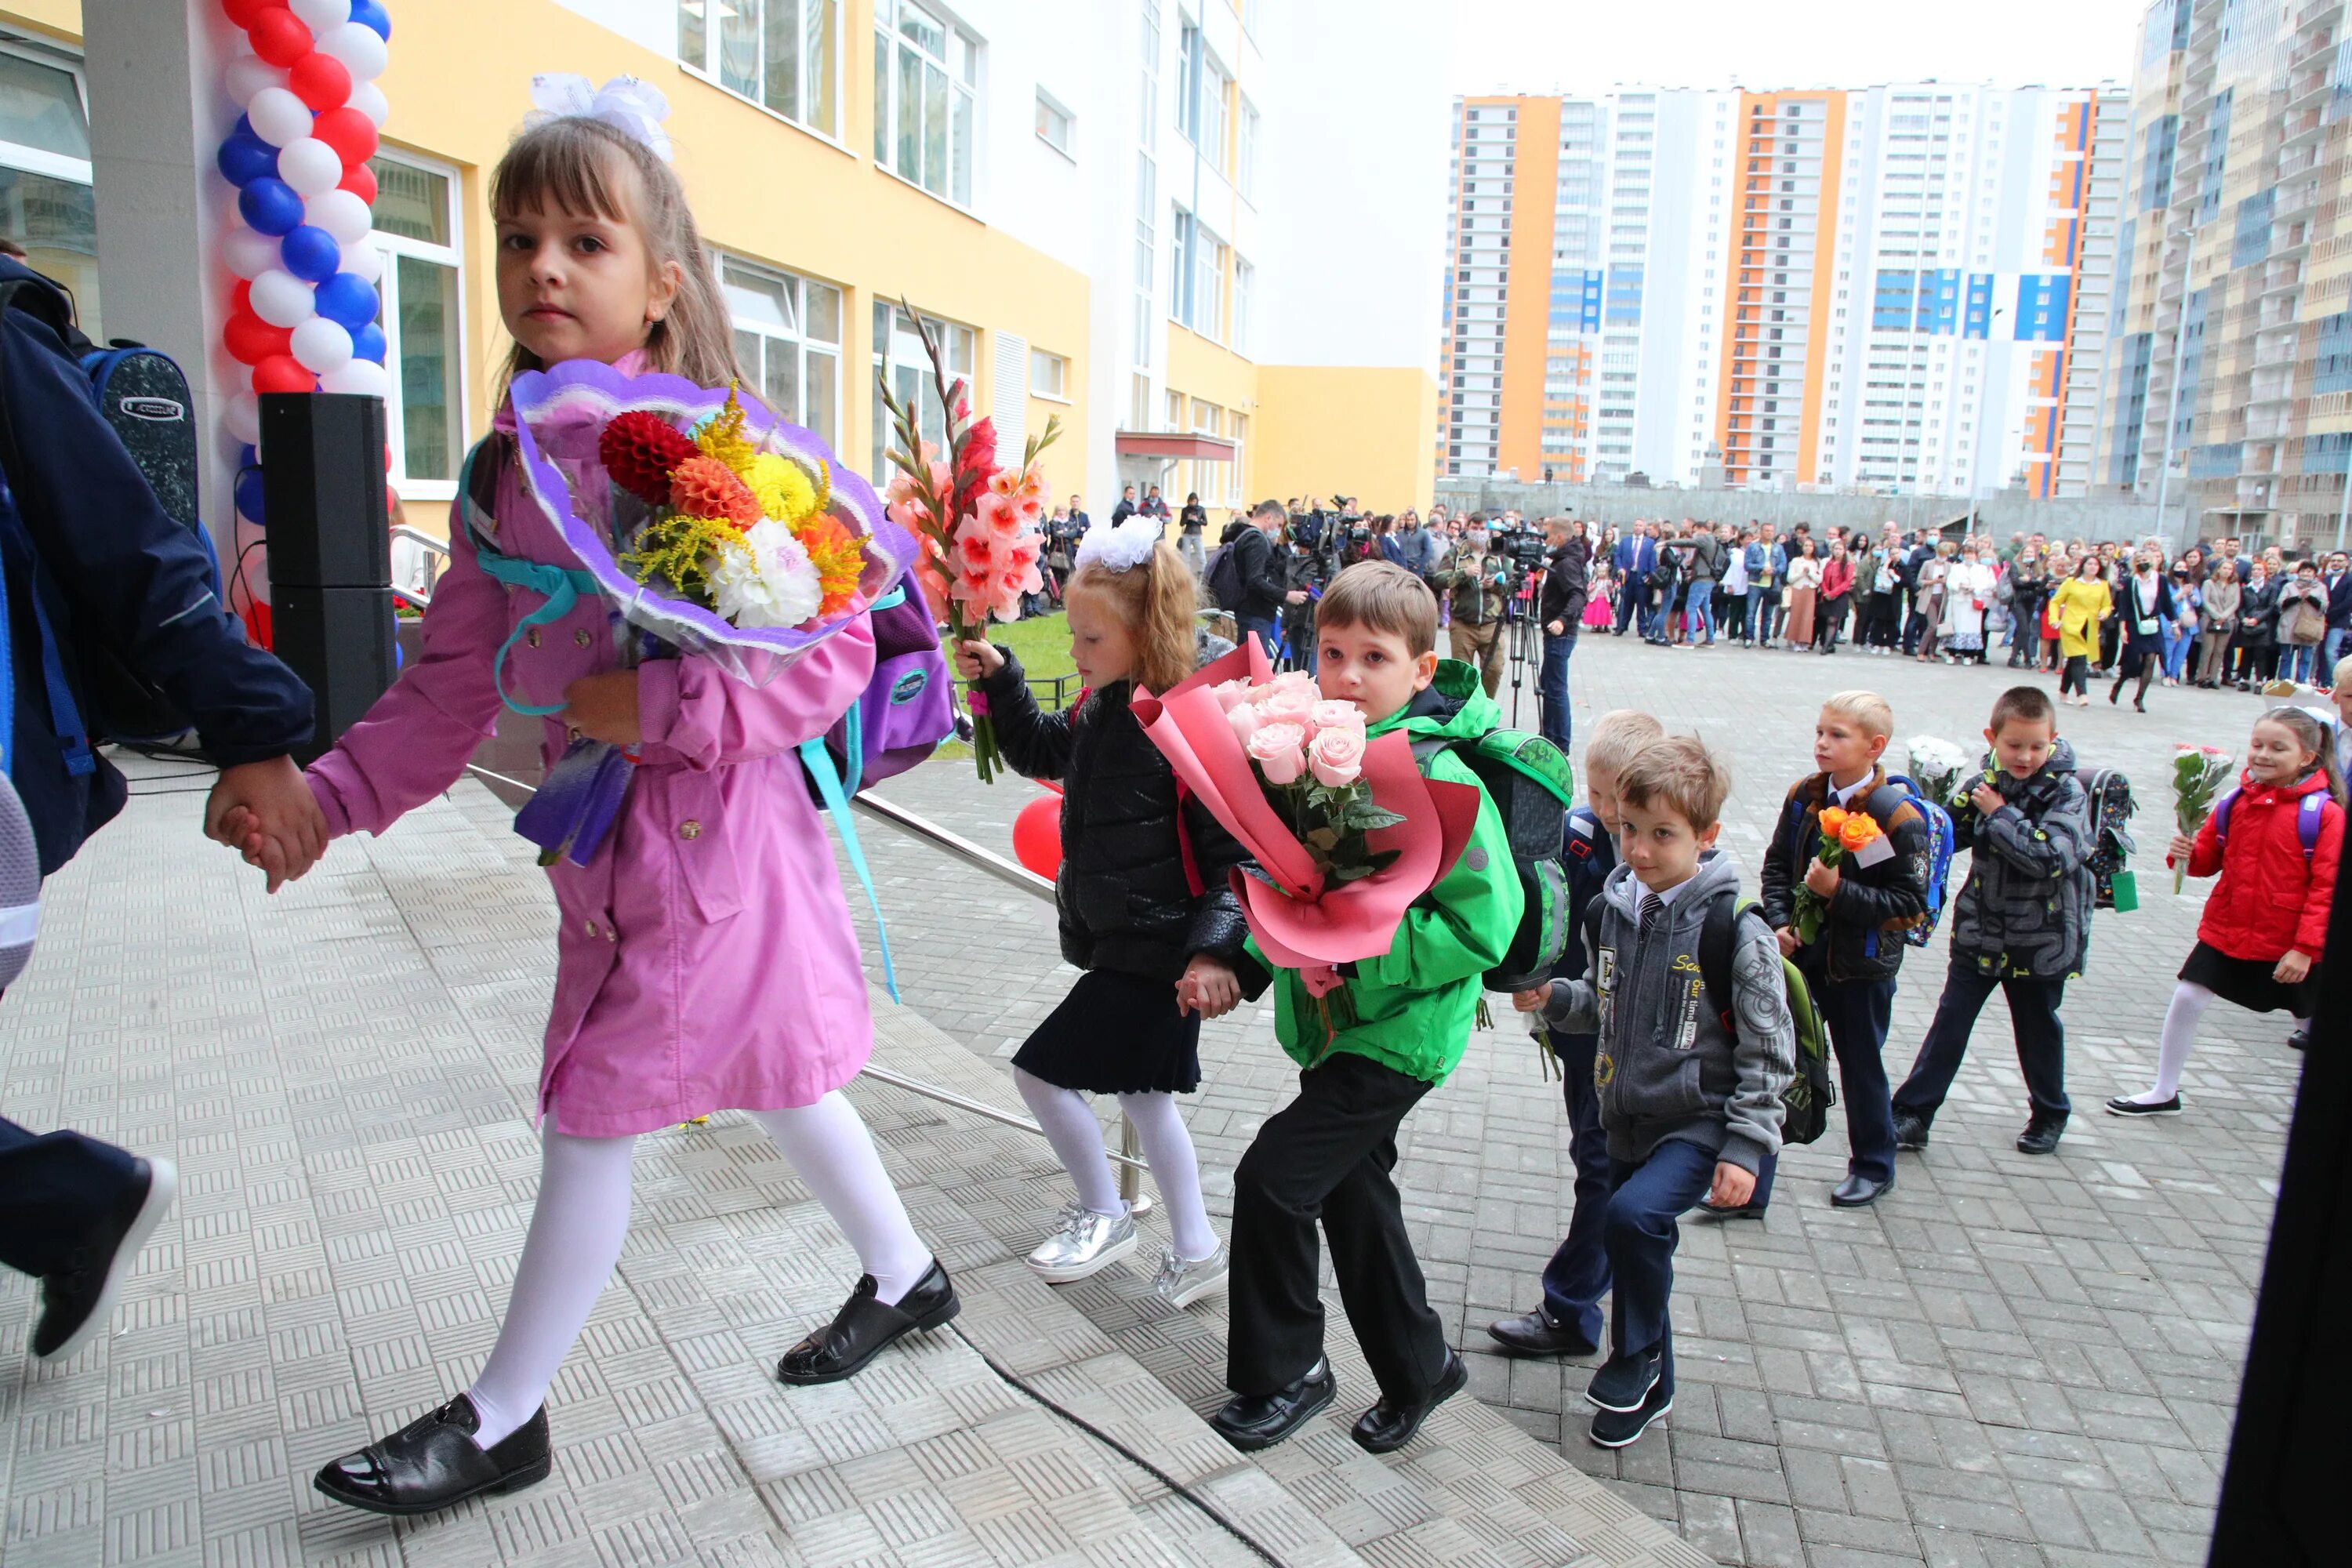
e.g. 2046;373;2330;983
501;359;915;865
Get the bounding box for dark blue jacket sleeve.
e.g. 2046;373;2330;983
1;303;312;766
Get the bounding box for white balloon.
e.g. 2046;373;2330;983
245;86;313;149
223;52;285;107
290;316;355;375
223;223;281;281
250;268;318;328
318;21;390;82
337;240;384;285
348;81;390;129
303;189;373;245
318;358;389;397
290;0;353;30
276;137;344;198
225;391;263;447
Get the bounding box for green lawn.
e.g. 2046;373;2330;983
932;612;1073;760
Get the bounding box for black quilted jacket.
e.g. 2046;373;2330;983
980;653;1253;982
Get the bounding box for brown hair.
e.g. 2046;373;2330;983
2257;706;2348;807
1615;735;1731;831
1820;689;1895;741
1316;561;1439;655
1584;710;1667;777
1989;684;2056;735
489;117;739;398
1066;542;1199;696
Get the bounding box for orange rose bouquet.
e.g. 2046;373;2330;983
1793;805;1885;946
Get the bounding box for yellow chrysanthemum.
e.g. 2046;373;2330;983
748;452;819;525
620;512;746;600
695;385;758;477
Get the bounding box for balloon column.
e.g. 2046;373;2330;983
212;0;391;550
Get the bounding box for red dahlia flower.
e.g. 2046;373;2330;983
599;411;701;504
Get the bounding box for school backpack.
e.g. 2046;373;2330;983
1695;892;1835;1146
2212;786;2329;860
1204;538;1247;612
2072;765;2138;909
1874;775;1957;948
1411;727;1577;991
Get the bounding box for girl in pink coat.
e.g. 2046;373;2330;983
218;99;954;1519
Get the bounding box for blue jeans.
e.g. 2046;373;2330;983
2281;644;2317;685
1539;630;1575;753
1538;1028;1611;1345
1602;1137;1719;1390
1682;580;1716;643
2322;626;2350;687
2162;624;2194;681
1745;586;1778;643
1235;613;1278;659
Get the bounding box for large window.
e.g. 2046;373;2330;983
1029;347;1068;399
0;45;99;337
1170;208;1196;327
1237;99;1259;201
1199;54;1230;172
871;302;975;480
677;0;839;140
368;155;466;500
1225;412;1247;505
1192;226;1227;340
720;256;841;452
1232;257;1254;357
1035;90;1073;158
873;0;976;207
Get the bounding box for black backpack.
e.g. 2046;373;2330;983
1411;728;1576;991
2072;765;2137;910
1205;535;1250;613
1695;892;1835;1146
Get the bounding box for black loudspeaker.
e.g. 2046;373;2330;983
258;393;394;764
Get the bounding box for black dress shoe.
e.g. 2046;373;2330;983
1829;1171;1893;1207
1352;1350;1468;1454
314;1395;550;1516
1694;1198;1766;1221
1211;1359;1336;1451
1892;1109;1930;1151
32;1156;178;1363
2015;1117;2066;1156
778;1258;958;1385
1486;1308;1599;1358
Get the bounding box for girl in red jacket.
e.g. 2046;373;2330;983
2110;707;2344;1116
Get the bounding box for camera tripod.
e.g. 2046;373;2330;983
1502;565;1546;731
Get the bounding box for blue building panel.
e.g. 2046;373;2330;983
2232;189;2274;270
1873;269;1915;331
2013;274;2071;343
1962;273;1996;339
1605;265;1644;326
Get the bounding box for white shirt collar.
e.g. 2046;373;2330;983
1828;771;1874;807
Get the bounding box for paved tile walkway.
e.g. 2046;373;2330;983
834;630;2301;1568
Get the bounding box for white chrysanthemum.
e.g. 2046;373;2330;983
707;519;823;629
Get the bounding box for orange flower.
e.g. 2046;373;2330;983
1818;806;1849;837
1838;811;1884;852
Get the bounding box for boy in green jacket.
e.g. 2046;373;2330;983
1212;562;1523;1457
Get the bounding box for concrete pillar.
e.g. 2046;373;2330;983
81;0;240;557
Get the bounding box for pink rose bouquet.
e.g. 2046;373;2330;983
1216;673;1404;884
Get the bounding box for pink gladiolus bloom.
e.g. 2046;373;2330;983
1247;721;1309;786
1308;726;1367;789
954;529;995;571
975;489;1026;541
995;532;1043;569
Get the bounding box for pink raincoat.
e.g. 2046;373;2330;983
307;386;877;1138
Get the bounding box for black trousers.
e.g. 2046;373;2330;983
0;1116;143;1278
1227;1052;1449;1403
1893;968;2069;1125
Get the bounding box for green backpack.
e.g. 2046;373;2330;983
1412;729;1577;993
1695;893;1835;1146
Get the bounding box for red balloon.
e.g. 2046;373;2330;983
310;107;379;166
230;278;252;317
337;161;378;205
252;354;314;394
286;51;352;112
224;310;293;366
1011;793;1063;880
223;0;288;27
246;9;313;67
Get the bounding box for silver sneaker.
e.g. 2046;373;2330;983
1025;1203;1137;1283
1152;1243;1230;1308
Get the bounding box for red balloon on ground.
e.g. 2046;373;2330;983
252;354;313;394
1011;793;1063;880
337;161;377;205
223;0;289;27
224;310;293;366
245;9;313;67
286;51;353;112
310;107;379;166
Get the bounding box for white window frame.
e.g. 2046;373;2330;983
873;0;978;209
871;301;976;481
367;151;469;505
1171;205;1196;327
1225;411;1247;505
1193;225;1227;341
1035;88;1074;159
1232;256;1254;358
676;0;844;144
1198;53;1230;172
716;251;843;454
0;42;98;332
1029;347;1069;401
1237;97;1259;202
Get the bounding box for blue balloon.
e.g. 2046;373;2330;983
351;321;387;365
279;224;343;284
313;272;380;331
238;177;305;238
234;466;267;527
235;113;255;140
351;0;392;40
216;134;277;187
238;444;258;470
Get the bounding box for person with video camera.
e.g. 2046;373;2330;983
1430;524;1512;698
1536;516;1591;753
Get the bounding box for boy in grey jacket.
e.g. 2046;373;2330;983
1514;736;1794;1447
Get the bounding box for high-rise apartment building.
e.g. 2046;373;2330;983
1441;83;2129;500
2092;0;2352;547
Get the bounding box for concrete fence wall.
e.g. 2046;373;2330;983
1435;480;2172;545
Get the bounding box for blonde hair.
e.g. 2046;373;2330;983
1584;710;1667;776
1616;735;1732;832
489;117;739;397
1821;689;1896;742
1066;543;1198;696
1316;561;1439;655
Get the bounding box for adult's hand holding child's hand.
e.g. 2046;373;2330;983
951;640;1004;681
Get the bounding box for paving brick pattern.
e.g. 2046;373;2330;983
830;633;2297;1568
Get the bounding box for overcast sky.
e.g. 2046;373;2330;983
1447;0;2152;97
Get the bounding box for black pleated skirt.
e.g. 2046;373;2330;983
2180;940;2322;1018
1013;967;1204;1094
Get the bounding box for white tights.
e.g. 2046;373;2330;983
464;1091;928;1449
1013;1067;1218;1262
2129;980;2310;1103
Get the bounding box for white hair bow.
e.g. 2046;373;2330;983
1076;517;1161;574
528;73;673;162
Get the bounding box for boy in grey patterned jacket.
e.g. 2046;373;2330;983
1515;737;1794;1448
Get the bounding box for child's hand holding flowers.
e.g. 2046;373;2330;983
1792;805;1885;945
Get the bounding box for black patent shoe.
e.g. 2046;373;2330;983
777;1258;958;1386
33;1156;178;1363
1486;1308;1599;1358
1830;1171;1893;1207
1352;1351;1468;1454
1210;1359;1336;1452
314;1395;550;1516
